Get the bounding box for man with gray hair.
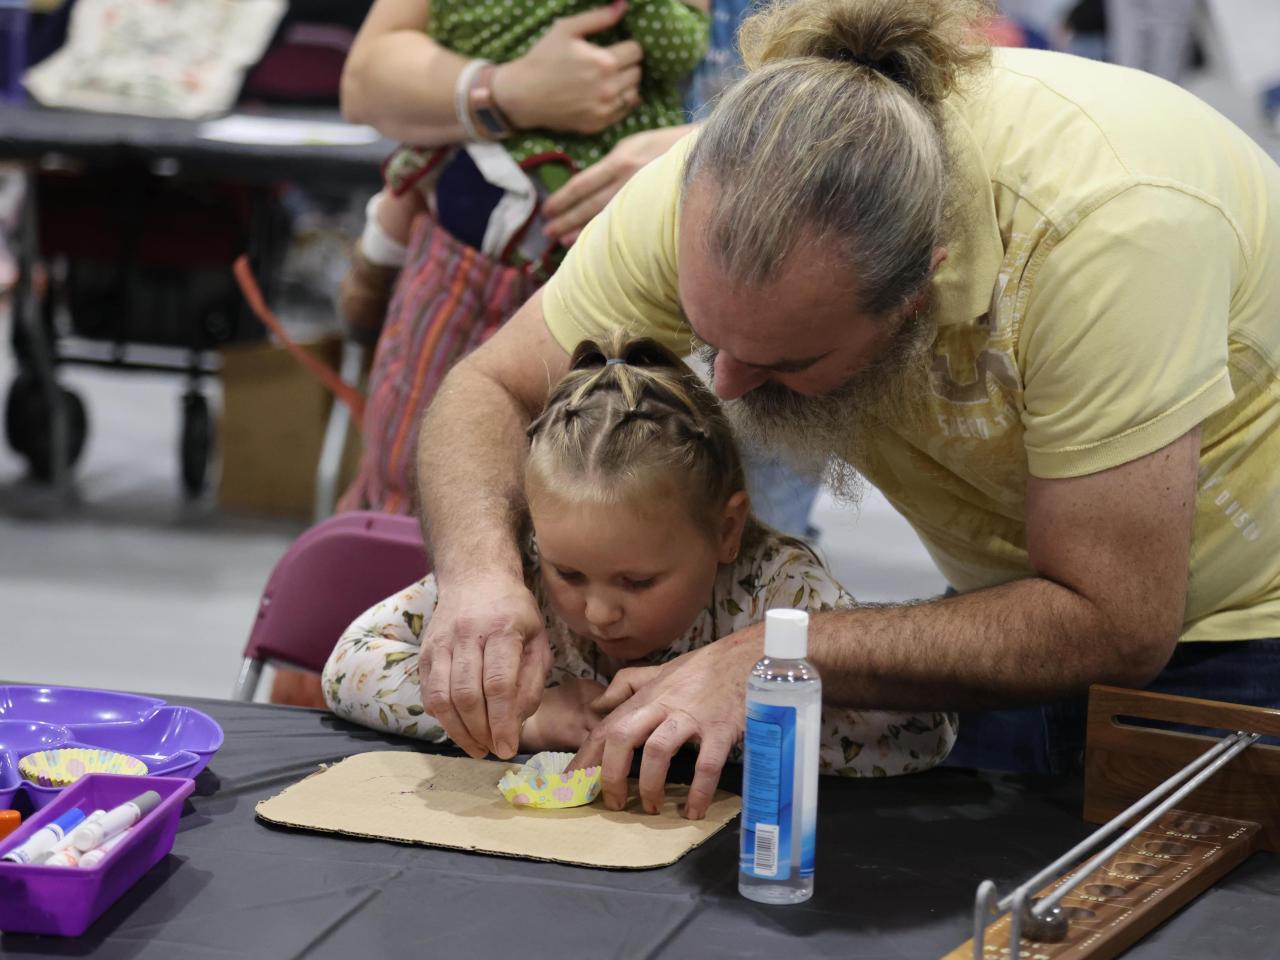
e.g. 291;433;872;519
408;0;1280;818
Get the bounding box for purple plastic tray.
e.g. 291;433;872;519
0;773;194;936
0;685;222;810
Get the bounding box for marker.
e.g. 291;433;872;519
42;847;81;868
71;792;160;852
0;810;20;842
35;809;105;865
77;829;131;869
1;808;87;864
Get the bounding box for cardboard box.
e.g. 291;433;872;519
218;337;362;519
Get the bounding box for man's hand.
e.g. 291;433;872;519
420;575;552;759
571;630;763;819
542;125;694;244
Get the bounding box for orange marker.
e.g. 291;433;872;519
0;810;20;842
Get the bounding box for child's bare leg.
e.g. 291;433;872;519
340;190;424;342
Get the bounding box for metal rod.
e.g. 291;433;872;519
997;729;1248;913
313;340;364;523
57;355;220;376
1032;730;1260;916
972;880;998;960
1009;886;1028;959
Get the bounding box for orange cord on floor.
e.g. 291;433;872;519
232;255;368;426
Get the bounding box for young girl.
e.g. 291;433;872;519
323;335;957;776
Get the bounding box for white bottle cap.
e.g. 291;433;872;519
764;609;809;660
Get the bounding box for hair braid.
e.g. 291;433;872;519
526;333;759;545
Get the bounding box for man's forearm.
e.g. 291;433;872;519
798;577;1176;711
648;557;1175;717
416;361;531;587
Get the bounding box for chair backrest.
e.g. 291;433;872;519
243;511;430;675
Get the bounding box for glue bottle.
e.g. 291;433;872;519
739;609;821;904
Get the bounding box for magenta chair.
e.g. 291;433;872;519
233;511;430;700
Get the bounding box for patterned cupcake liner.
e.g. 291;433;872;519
497;751;602;809
18;748;148;788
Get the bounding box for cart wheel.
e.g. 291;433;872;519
180;390;212;497
4;373;38;456
4;374;88;482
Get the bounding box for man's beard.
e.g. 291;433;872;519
701;311;933;504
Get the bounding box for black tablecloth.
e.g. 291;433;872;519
1;696;1276;959
0;103;392;187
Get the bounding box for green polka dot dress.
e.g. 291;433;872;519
385;1;708;200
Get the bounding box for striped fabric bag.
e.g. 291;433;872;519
338;214;542;515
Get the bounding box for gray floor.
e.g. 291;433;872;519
1;62;1276;703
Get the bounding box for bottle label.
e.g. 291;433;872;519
741;701;796;881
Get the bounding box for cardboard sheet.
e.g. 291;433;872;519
255;751;741;870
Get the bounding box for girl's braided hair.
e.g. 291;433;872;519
526;332;761;547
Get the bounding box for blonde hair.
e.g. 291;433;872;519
526;334;760;547
683;0;994;315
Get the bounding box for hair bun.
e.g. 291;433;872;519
739;0;994;104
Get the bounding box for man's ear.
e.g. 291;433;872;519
905;246;949;316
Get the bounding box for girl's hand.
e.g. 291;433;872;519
520;677;609;752
568;630;763;820
542;125;695;244
493;1;644;135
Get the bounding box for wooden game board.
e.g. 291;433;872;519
945;687;1280;960
943;809;1260;959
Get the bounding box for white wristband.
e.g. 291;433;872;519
454;58;490;143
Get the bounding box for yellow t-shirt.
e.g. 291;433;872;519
542;48;1280;642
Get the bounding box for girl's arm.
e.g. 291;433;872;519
321;574;605;753
343;0;647;144
624;0;710;82
321;577;449;742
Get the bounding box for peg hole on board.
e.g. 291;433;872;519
1083;882;1129;898
1142;840;1189;856
1113;860;1160;877
1169;817;1217;835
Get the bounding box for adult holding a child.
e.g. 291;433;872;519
336;0;710;515
410;0;1280;817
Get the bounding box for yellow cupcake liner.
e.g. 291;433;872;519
497;751;602;809
18;748;148;787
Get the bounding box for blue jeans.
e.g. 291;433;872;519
742;452;820;540
943;637;1280;775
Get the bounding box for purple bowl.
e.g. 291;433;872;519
0;686;223;811
0;773;194;937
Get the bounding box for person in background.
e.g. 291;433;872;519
336;0;707;516
323;335;955;815
339;0;708;337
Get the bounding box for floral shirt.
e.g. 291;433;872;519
322;532;957;777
